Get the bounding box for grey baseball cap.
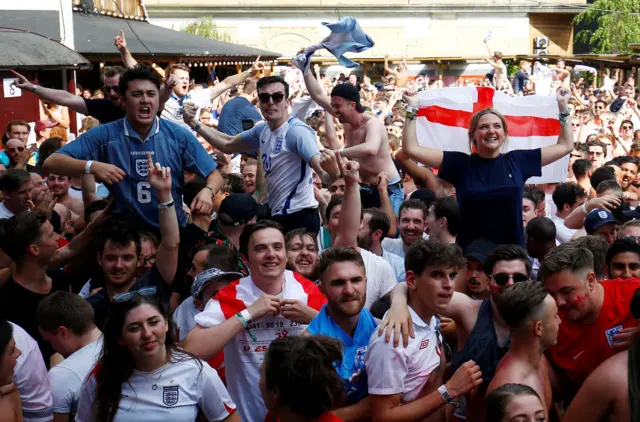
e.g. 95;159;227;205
191;268;244;298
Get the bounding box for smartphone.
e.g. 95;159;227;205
242;120;255;131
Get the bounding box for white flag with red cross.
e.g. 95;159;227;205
416;87;568;184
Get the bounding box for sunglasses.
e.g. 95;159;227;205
623;126;634;130
491;273;528;286
7;147;25;153
258;92;285;104
113;286;157;303
103;85;119;93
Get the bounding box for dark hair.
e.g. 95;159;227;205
405;239;464;276
526;217;556;244
574;142;589;155
590;166;617;192
4;120;30;145
222;173;245;194
36;137;63;170
97;221;141;256
183;176;206;210
95;294;194;422
586;138;608;155
36;291;95;336
605;238;640;268
486;384;543;422
239;220;285;258
369;295;391;319
326;194;344;221
285;228;318;251
595;179;622;196
102;66;126;82
0;168;31;193
433;196;459;236
483;245;532;276
495;281;548;330
363;208;390;239
192;243;240;272
572;159;592;179
0;319;13;359
316;246;365;279
552;182;586;210
0;211;47;262
264;336;344;419
618;156;639;168
138;230;159;249
523;186;545;208
257;75;290;100
399;199;428;221
571;235;609;280
539;243;594;280
85;199;109;224
118;65;162;97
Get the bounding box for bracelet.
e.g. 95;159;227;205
204;185;215;195
559;111;571;125
84;160;94;174
31;85;37;93
438;385;457;404
406;112;417;120
405;105;419;114
235;312;257;341
158;199;175;209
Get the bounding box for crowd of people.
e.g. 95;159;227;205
0;29;639;422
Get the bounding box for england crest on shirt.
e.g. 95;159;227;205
605;325;623;348
163;385;179;406
136;159;148;177
354;346;367;367
274;135;284;154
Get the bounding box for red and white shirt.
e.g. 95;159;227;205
194;270;327;422
75;354;235;422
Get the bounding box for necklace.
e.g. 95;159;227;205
138;362;169;391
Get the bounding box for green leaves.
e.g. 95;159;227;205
181;17;233;43
574;0;640;54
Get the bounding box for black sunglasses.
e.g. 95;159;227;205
113;287;157;303
491;273;529;286
142;255;157;266
103;85;119;93
258;92;285;104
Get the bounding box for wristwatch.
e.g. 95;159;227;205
405;105;419;114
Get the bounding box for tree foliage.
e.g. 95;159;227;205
574;0;640;54
181;16;233;43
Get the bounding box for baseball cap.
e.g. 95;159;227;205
191;268;244;298
584;209;618;234
218;193;258;227
331;83;365;113
464;239;497;266
35;120;58;132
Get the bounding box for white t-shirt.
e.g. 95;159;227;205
76;355;235;422
173;296;200;342
11;322;53;422
549;214;578;244
161;89;211;131
49;338;102;416
359;249;398;309
365;307;442;403
0;201;14;219
194;270;326;422
240;117;320;215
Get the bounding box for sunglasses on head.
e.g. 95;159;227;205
113;286;157;303
258;92;285;104
491;273;528;286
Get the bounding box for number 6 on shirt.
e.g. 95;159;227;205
137;182;151;203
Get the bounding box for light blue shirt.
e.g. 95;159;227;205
382;249;406;283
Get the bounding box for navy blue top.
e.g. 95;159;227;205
83;98;126;124
439;149;542;248
217;96;263;136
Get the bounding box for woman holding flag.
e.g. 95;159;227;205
401;87;573;249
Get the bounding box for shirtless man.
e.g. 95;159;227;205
483;39;508;89
46;173;84;217
488;281;560;417
300;62;404;214
380;244;532;422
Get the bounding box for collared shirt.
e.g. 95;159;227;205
57;117;216;228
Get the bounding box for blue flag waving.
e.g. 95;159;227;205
294;16;374;69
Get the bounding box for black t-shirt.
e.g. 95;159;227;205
0;269;70;365
83;98;126;124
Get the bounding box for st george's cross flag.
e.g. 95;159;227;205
416;87;568;184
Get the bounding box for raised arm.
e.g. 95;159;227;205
394;148;441;194
334;153;361;248
208;57;264;100
11;70;88;115
114;31;137;69
323;114;342;150
183;102;251;154
301;64;334;114
376;172;398;238
402;91;444;169
384;55;401;78
147;152;180;283
541;88;573;166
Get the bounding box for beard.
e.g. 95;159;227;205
357;235;373;250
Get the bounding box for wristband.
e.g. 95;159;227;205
405;105;419;114
339;146;345;155
240;309;253;325
438;385;457;404
204;185;216;195
581;203;588;214
236;311;257;341
85;160;94;174
158;199;175;209
406;112;417;121
559;111;571;125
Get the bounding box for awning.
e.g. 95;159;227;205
73;12;280;60
0;28;91;70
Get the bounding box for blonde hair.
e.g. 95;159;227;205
80;116;100;134
49;126;68;143
467;108;508;152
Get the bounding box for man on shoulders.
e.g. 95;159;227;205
184;220;326;422
43;66;221;229
35;292;102;422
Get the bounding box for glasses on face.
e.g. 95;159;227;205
113;286;157;303
258;92;285;104
623;126;634;130
7;147;25;153
491;273;529;286
571;123;579;128
103;85;119;93
142;255;156;266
